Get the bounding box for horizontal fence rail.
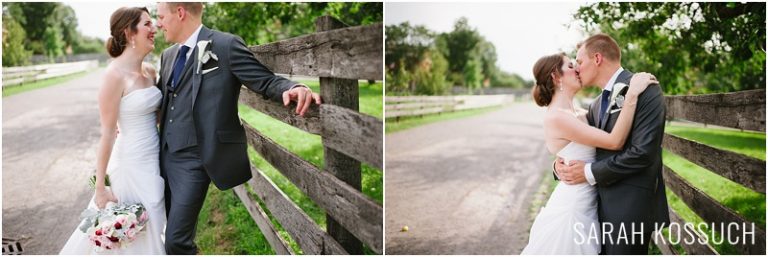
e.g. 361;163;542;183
234;16;383;255
662;166;766;254
662;133;765;193
249;23;383;81
660;89;766;255
2;60;98;87
665;89;765;132
385;94;515;119
240;89;382;170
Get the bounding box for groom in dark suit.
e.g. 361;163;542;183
555;33;670;254
154;2;321;254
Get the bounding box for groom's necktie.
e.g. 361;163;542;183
599;89;611;124
171;45;190;88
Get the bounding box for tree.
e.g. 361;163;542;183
438;17;482;78
435;17;502;90
385;22;434;73
13;2;58;54
202;2;381;45
476;40;498;86
386;18;515;95
43;25;64;62
386;59;411;94
575;2;766;94
492;71;528;89
321;2;383;27
72;35;105;54
2;16;31;66
3;2;96;58
52;4;78;53
412;49;449;95
462;55;483;92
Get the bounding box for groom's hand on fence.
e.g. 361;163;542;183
559;160;587;185
283;85;322;117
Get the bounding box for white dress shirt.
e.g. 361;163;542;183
584;66;624;185
180;24;203;62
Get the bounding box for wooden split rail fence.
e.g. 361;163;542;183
653;89;765;255
232;16;382;254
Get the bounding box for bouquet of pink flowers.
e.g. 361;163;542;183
78;202;148;251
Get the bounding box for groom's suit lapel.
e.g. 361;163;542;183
160;45;180;123
191;26;214;110
590;96;600;128
599;70;634;130
599;88;611;130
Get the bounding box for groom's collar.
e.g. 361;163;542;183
602;66;624;92
179;24;204;60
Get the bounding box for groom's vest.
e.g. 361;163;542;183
160;71;198;153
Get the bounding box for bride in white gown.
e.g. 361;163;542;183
60;7;166;255
521;53;657;254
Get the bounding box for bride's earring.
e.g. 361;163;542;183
131;38;136;49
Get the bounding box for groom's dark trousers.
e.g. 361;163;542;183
160;144;209;254
157;26;296;254
587;70;671;255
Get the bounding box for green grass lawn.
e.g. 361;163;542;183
385;105;503;133
659;124;765;254
195;80;383;254
2;71;90;97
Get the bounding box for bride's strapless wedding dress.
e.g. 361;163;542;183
521;142;600;255
60;87;166;255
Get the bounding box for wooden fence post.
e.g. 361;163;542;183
316;15;364;254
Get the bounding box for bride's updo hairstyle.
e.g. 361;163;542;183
106;7;149;58
532;53;565;107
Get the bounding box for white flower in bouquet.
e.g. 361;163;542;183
78;202;148;252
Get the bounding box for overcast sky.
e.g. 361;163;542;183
385;1;591;80
67;1;155;40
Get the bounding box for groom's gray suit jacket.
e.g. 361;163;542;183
587;70;670;254
157;26;295;190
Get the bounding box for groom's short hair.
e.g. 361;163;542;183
577;33;621;62
166;2;203;17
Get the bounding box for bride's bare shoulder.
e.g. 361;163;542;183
141;62;157;81
100;64;128;93
543;108;573;125
102;65;123;84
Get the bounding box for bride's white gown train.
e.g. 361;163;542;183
522;142;601;255
60;87;166;255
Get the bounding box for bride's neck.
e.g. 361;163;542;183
113;50;145;73
549;87;577;112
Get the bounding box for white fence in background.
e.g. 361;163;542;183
2;60;99;87
385;94;515;119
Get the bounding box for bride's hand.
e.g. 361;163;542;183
628;72;658;97
95;188;118;209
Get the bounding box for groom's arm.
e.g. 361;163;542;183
589;85;665;186
228;35;298;102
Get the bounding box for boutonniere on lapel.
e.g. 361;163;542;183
608;82;629;114
196;40;219;75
